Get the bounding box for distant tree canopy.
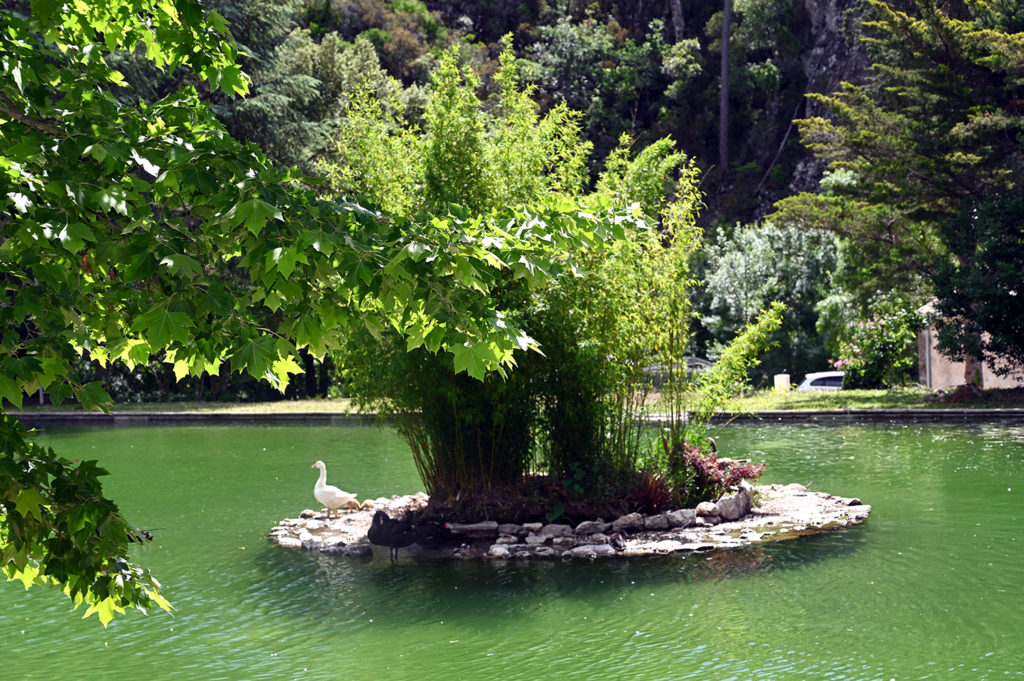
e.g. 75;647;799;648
109;0;836;224
697;222;838;379
772;0;1024;379
0;0;635;622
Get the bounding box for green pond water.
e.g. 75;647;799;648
3;421;1023;680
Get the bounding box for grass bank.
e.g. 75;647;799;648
728;386;1024;411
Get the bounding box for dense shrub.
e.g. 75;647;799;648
832;295;924;388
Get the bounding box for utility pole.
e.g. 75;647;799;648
719;0;731;179
669;0;685;42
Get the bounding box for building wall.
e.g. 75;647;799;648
918;327;1024;390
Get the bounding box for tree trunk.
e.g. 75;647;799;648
669;0;685;42
954;253;984;389
964;349;984;388
719;0;731;177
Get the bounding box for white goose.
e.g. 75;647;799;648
311;460;358;519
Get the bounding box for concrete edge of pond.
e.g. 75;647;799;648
11;407;1024;429
267;483;872;562
10;411;382;428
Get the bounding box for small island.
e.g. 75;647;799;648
268;483;871;561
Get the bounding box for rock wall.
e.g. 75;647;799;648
788;0;871;196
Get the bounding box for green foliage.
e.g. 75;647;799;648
773;0;1024;306
832;295;925;389
697;222;838;377
0;416;171;625
527;15;671;164
328;40;720;506
655;302;784;504
318;38;591;218
531;139;703;491
422;50;493;214
0;1;629;619
932;193;1024;377
687;302;786;435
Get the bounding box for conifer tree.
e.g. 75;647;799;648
772;0;1024;384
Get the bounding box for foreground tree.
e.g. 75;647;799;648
771;0;1024;384
0;2;632;622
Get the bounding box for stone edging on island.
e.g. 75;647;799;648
267;482;871;561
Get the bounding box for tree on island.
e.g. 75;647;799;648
321;40;781;520
0;0;638;623
771;0;1024;386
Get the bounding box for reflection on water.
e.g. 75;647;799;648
3;422;1024;680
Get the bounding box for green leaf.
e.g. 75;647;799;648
265;354;303;392
91;187;128;215
15;488;47;522
214;64;248;96
451;342;500;381
0;374;24;409
134;306;194;349
231;199;283;235
230;335;276;378
268;246;305;278
75;381;112;411
159;254;201;278
83;596;123;627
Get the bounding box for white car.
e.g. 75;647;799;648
796;371;845;391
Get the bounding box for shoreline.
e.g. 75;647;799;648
11;407;1024;429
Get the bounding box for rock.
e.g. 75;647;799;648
532;546;556;558
537;523;573;538
346;544;373;557
574;519;610;535
276;536;302;549
524;533;547;545
496;535;519;545
305;519;325;531
716;485;753;521
569;544;617;558
589;533;610;543
450;520;499;538
522;522;543;533
611;512;644;533
488;545;511;559
297;530;313;543
645;539;686;554
695;501;719;517
498;523;524;537
666;509;696;528
299;509;316;519
784;483;807;494
644;513;670;530
552;536;576;547
846;498;863;506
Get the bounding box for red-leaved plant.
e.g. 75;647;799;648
662;440;765;508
